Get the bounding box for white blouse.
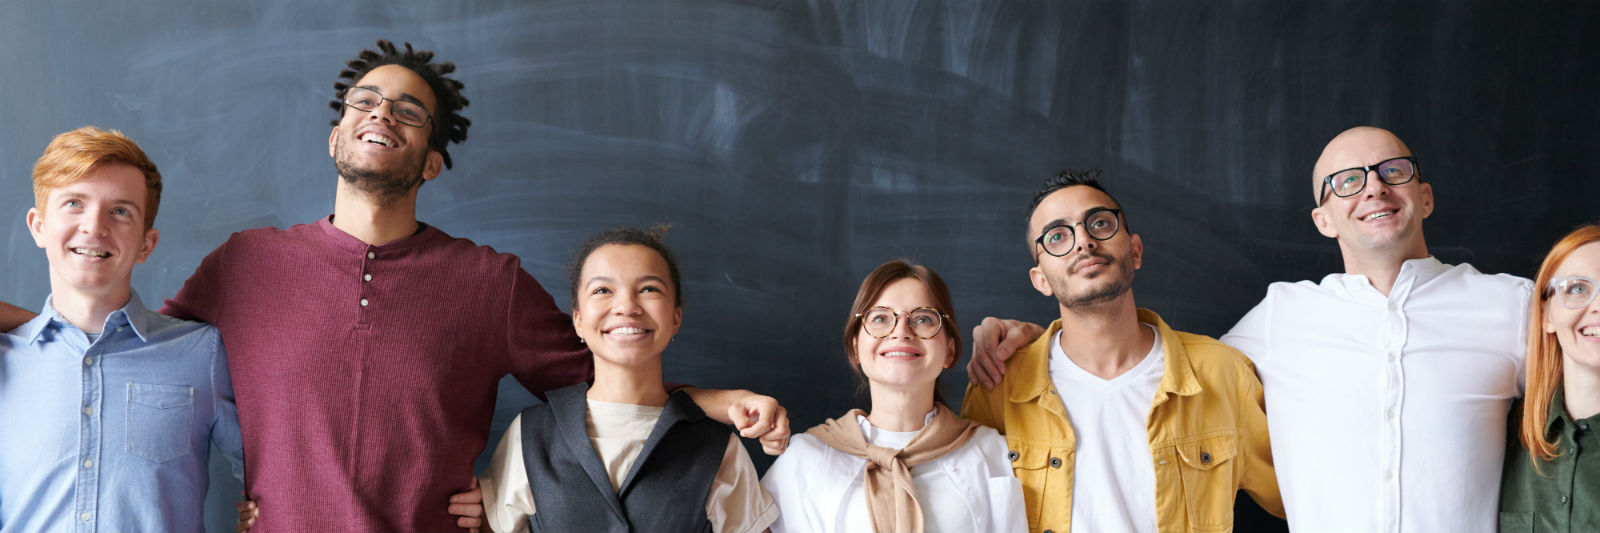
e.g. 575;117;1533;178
761;411;1027;533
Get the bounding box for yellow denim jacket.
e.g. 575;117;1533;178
962;309;1283;533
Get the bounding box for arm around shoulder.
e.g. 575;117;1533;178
1235;364;1284;519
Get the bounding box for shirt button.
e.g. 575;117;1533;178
1386;410;1395;420
83;459;93;468
1562;495;1569;503
84;406;93;416
1385;471;1394;480
1049;457;1062;468
84;356;93;366
81;511;91;522
367;251;376;259
360;298;369;307
1388;303;1399;312
116;326;123;332
1007;450;1019;461
363;273;372;282
1044;530;1055;533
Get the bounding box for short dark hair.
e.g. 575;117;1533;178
567;226;683;310
841;259;961;407
1023;168;1128;253
331;39;471;169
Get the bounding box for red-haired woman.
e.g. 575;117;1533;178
1501;223;1600;532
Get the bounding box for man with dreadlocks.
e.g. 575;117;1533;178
0;40;790;532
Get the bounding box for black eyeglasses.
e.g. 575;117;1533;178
856;306;947;339
1317;156;1419;206
1034;207;1121;257
342;87;433;128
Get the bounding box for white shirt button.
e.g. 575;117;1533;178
81;512;91;522
84;356;93;366
84;406;93;416
1386;410;1395;420
1388;303;1399;312
1385;471;1394;480
367;251;376;259
360;298;369;307
363;273;372;282
83;459;93;469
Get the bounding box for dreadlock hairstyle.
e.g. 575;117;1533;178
331;39;471;169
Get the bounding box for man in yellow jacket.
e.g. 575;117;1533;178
962;170;1283;533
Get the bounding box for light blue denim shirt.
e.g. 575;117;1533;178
0;291;244;533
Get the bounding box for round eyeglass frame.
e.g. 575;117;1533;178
855;306;948;339
1034;207;1121;257
342;86;434;128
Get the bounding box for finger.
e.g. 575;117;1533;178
234;500;256;512
449;503;484;517
727;403;754;432
456;515;483;530
737;405;770;437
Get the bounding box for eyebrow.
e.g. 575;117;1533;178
1040;206;1115;229
355;85;430;110
584;275;670;288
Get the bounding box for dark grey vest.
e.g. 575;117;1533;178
520;384;729;533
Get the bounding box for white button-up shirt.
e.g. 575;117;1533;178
762;411;1027;533
1223;257;1530;532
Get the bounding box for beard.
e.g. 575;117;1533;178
1049;251;1136;309
334;135;428;205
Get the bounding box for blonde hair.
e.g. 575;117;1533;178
32;126;163;229
1521;223;1600;467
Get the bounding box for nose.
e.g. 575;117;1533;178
1363;169;1392;198
1073;224;1097;254
888;313;917;339
610;291;643;315
81;212;110;237
364;99;399;125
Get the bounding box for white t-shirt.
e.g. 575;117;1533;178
1048;323;1163;533
477;399;777;533
1221;257;1530;532
762;410;1027;533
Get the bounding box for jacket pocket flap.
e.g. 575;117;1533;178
1176;434;1237;470
1005;438;1053;469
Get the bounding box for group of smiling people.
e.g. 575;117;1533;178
1;38;1595;533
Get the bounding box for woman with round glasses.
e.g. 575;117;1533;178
762;259;1025;533
1501;223;1600;532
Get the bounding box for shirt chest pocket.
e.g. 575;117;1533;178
127;383;194;463
1173;433;1238;532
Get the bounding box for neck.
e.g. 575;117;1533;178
1055;293;1153;380
1564;359;1600;421
865;382;937;432
48;280;130;333
1339;241;1430;296
333;178;422;246
587;356;670;407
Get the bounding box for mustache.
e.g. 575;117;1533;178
1069;250;1115;273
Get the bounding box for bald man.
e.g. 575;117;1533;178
1218;126;1530;532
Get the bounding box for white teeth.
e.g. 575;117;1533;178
607;327;646;335
72;248;110;258
1582;326;1600;337
1362;211;1394;221
360;133;393;146
882;351;920;358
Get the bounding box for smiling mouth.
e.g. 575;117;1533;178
880;351;921;358
605;326;651;336
71;247;112;259
1361;210;1395;221
1582;326;1600;338
359;132;395;147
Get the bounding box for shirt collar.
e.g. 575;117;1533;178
1333;256;1449;296
1010;308;1200;403
20;291;153;344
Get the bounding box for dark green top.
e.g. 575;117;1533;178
1501;388;1600;532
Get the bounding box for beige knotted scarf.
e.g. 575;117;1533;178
804;404;981;533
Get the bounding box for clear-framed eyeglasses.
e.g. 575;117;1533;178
1034;207;1121;257
1317;156;1419;206
856;306;947;339
1549;275;1599;309
342;86;433;128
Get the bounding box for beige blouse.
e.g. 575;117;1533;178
478;399;777;533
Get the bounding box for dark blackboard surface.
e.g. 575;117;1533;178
2;1;1595;531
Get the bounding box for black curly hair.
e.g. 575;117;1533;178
330;39;471;169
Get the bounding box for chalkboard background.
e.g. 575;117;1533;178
2;1;1596;531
